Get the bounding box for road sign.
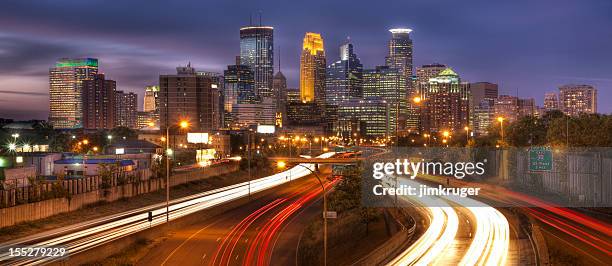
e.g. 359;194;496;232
324;211;337;219
529;146;553;171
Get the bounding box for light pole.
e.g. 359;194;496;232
247;129;253;198
165;120;189;223
277;161;328;266
464;126;469;145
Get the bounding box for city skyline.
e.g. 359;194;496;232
1;0;611;119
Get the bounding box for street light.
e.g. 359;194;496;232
11;133;19;142
277;161;328;266
464;126;469;144
497;117;505;143
165;120;189;223
413;96;422;104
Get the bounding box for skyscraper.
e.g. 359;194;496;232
143;85;159;112
115;90;138;129
363;66;405;136
325;40;363;107
420;68;470;133
558;84;597;116
272;69;287;128
223;57;256;127
385;28;413;84
240;26;274;98
82;74;115;129
299;32;326;106
160;63;221;132
49;58;99;129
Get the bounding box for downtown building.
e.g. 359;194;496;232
223;57;257;128
159;63;221;133
139;85;160;128
469;82;498;135
326;40;363;134
363;66;405;137
299;33;326;107
286;32;326;131
419;68;470;134
240;26;275;126
385;28;416;131
493;95;536;123
82;74;116;129
272;68;287;128
336;97;390;138
49;58;99;129
115;90;138;129
558;84;597;116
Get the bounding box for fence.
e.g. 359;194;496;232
509;149;612;207
0;163;238;228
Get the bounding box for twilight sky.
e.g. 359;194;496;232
0;0;611;120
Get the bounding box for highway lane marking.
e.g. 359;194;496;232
160;219;222;266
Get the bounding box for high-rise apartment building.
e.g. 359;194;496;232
82;74;115;129
159;63;221;132
115;90;137;129
558;84;597;116
49;58;99;129
240;26;274;99
544;92;559;111
326;40;363;107
299;32;326;107
420;68;470;133
143;85;159;112
363;66;405;136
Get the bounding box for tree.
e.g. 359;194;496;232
506;116;547;146
110;126;137;140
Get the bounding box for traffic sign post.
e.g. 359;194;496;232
529;146;553;171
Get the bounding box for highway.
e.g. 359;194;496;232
387;178;510;266
0;152;336;265
419;173;612;265
137;169;334;266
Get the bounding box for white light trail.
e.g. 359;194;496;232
0;152;335;265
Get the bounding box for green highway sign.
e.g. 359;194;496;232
529;146;553;171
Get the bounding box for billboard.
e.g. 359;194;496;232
196;149;216;162
257;125;275;134
187;133;210;144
